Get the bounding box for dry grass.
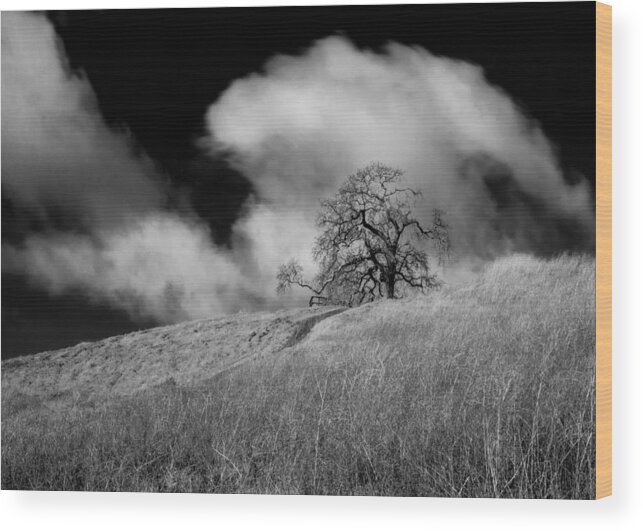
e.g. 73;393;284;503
1;306;344;400
1;254;595;497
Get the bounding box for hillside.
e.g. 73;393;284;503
1;254;596;497
1;306;345;401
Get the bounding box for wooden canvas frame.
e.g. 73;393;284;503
596;1;612;500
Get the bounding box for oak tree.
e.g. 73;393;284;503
277;163;449;305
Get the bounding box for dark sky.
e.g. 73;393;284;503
1;2;596;358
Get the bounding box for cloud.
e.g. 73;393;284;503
207;36;594;260
3;215;251;322
1;11;165;228
1;12;255;322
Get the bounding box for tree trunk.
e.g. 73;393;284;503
386;273;395;299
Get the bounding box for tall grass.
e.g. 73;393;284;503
1;254;595;497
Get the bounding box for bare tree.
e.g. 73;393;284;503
277;162;449;305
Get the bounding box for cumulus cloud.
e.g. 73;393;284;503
3;215;252;321
1;11;165;227
207;36;594;260
1;12;254;322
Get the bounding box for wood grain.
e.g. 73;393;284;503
595;1;612;500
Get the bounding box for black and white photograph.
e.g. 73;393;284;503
2;2;599;498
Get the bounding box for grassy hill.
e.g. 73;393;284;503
1;254;596;498
1;306;345;401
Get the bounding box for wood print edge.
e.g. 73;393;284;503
595;0;612;500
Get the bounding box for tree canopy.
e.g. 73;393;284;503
277;162;449;305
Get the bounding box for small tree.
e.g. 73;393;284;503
277;162;449;305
